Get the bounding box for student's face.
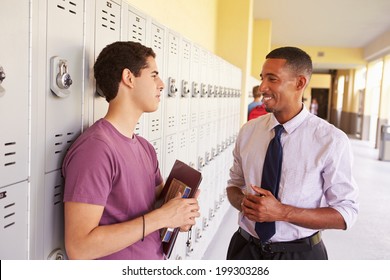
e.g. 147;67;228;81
133;56;164;113
259;58;300;116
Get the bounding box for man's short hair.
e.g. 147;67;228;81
266;46;313;79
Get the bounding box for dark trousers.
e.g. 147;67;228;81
226;229;328;260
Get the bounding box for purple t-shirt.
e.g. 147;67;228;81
62;119;164;260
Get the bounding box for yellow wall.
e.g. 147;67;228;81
251;19;272;78
127;0;218;52
269;45;366;69
298;46;366;69
216;0;253;69
216;0;253;126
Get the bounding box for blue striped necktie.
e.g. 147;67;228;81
255;124;284;242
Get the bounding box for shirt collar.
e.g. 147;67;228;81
268;104;309;134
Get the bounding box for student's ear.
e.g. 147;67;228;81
296;75;307;90
122;68;135;88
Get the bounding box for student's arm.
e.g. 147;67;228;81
64;194;199;260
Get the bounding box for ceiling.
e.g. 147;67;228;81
253;0;390;48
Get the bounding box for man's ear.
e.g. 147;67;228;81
122;68;134;88
296;75;308;90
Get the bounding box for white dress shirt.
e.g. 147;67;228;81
228;106;359;242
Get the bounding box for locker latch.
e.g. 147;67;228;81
209;208;215;220
186;228;193;256
198;156;205;171
50;56;73;98
200;83;208;97
202;217;209;230
192;82;200;97
181;80;190;97
207;84;214;97
168;77;177;97
0;65;6;85
195;227;202;242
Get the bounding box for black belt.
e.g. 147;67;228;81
238;227;322;254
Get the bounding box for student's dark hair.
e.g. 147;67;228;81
94;41;156;102
266;46;313;78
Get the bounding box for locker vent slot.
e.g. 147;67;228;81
56;1;78;15
190;131;196;145
130;16;145;42
53;184;63;206
170;39;178;55
167;140;174;155
179;136;186;149
183;43;191;60
193;48;200;64
53;131;76;156
151;119;160;133
167;116;175;128
152;27;163;51
3;142;17;167
101;8;117;31
135;122;141;135
151;141;160;155
3;203;16;229
180;114;188;126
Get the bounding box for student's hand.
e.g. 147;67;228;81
179;189;201;232
160;192;200;229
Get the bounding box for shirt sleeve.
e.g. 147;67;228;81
322;132;359;229
227;128;246;190
62;136;115;206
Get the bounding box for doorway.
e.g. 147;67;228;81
311;88;329;120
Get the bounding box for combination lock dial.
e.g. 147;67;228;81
56;61;73;89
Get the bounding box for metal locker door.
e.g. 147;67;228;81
189;44;200;129
146;22;165;142
45;0;85;173
92;0;121;124
149;138;162;175
188;127;198;170
43;171;66;260
163;133;177;179
128;6;148;136
164;31;180;136
0;0;29;188
178;39;191;133
176;130;189;166
207;53;217;125
0;182;28;259
199;49;208;126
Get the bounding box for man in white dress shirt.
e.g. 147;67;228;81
226;46;359;260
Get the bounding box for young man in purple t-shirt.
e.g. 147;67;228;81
62;41;200;260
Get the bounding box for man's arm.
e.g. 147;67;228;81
226;186;246;212
242;186;346;230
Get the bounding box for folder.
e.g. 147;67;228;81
156;159;202;258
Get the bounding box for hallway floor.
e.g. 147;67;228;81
202;138;390;260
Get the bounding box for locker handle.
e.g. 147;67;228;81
168;77;177;97
192;82;200;97
200;83;208;97
0;65;6;85
181;80;190;97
